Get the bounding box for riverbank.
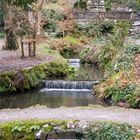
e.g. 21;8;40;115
0;43;70;93
78;36;140;108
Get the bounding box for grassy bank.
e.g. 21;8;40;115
0;43;71;93
0;60;69;93
79;21;140;108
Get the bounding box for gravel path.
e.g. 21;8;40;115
0;106;140;126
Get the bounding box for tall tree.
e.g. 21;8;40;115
1;0;37;50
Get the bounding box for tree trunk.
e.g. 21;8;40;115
5;29;18;50
4;5;19;50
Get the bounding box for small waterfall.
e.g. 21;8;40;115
68;59;80;68
68;59;80;63
40;59;100;92
40;80;99;92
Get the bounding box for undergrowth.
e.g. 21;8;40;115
84;21;140;108
0;120;138;140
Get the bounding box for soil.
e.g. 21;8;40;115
0;38;54;73
0;50;54;73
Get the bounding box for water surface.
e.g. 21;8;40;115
0;62;104;109
0;90;104;109
68;59;102;81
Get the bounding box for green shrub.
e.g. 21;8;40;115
42;9;65;33
105;0;112;11
45;61;69;77
60;49;76;58
76;23;100;37
94;21;139;108
105;84;136;103
99;20;114;34
85;122;136;140
0;61;69;93
74;0;87;10
0;31;4;38
0;120;66;140
68;66;78;80
125;86;140;108
112;54;133;73
125;45;140;55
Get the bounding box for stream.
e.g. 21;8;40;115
0;59;105;109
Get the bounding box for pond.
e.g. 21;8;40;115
0;90;106;109
0;59;105;109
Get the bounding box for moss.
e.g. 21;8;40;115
0;72;16;92
0;120;67;140
60;49;77;58
0;120;138;140
0;61;69;94
45;61;69;77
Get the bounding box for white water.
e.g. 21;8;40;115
42;80;98;90
68;59;80;68
40;88;92;92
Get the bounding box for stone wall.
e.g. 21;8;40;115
73;11;134;20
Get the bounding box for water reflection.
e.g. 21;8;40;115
0;90;103;109
73;64;102;81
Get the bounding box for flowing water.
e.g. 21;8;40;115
68;59;102;81
0;59;104;109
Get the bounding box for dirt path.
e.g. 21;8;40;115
0;106;140;126
0;39;55;73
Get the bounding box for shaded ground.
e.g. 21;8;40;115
0;106;140;126
0;50;54;73
0;38;59;73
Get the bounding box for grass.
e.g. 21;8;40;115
0;120;67;140
37;43;65;61
64;36;80;45
91;36;107;46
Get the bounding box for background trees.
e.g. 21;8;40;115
0;0;37;50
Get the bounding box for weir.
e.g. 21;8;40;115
68;59;80;68
0;59;103;109
40;80;99;92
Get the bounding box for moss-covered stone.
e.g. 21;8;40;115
0;61;69;94
0;120;67;140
